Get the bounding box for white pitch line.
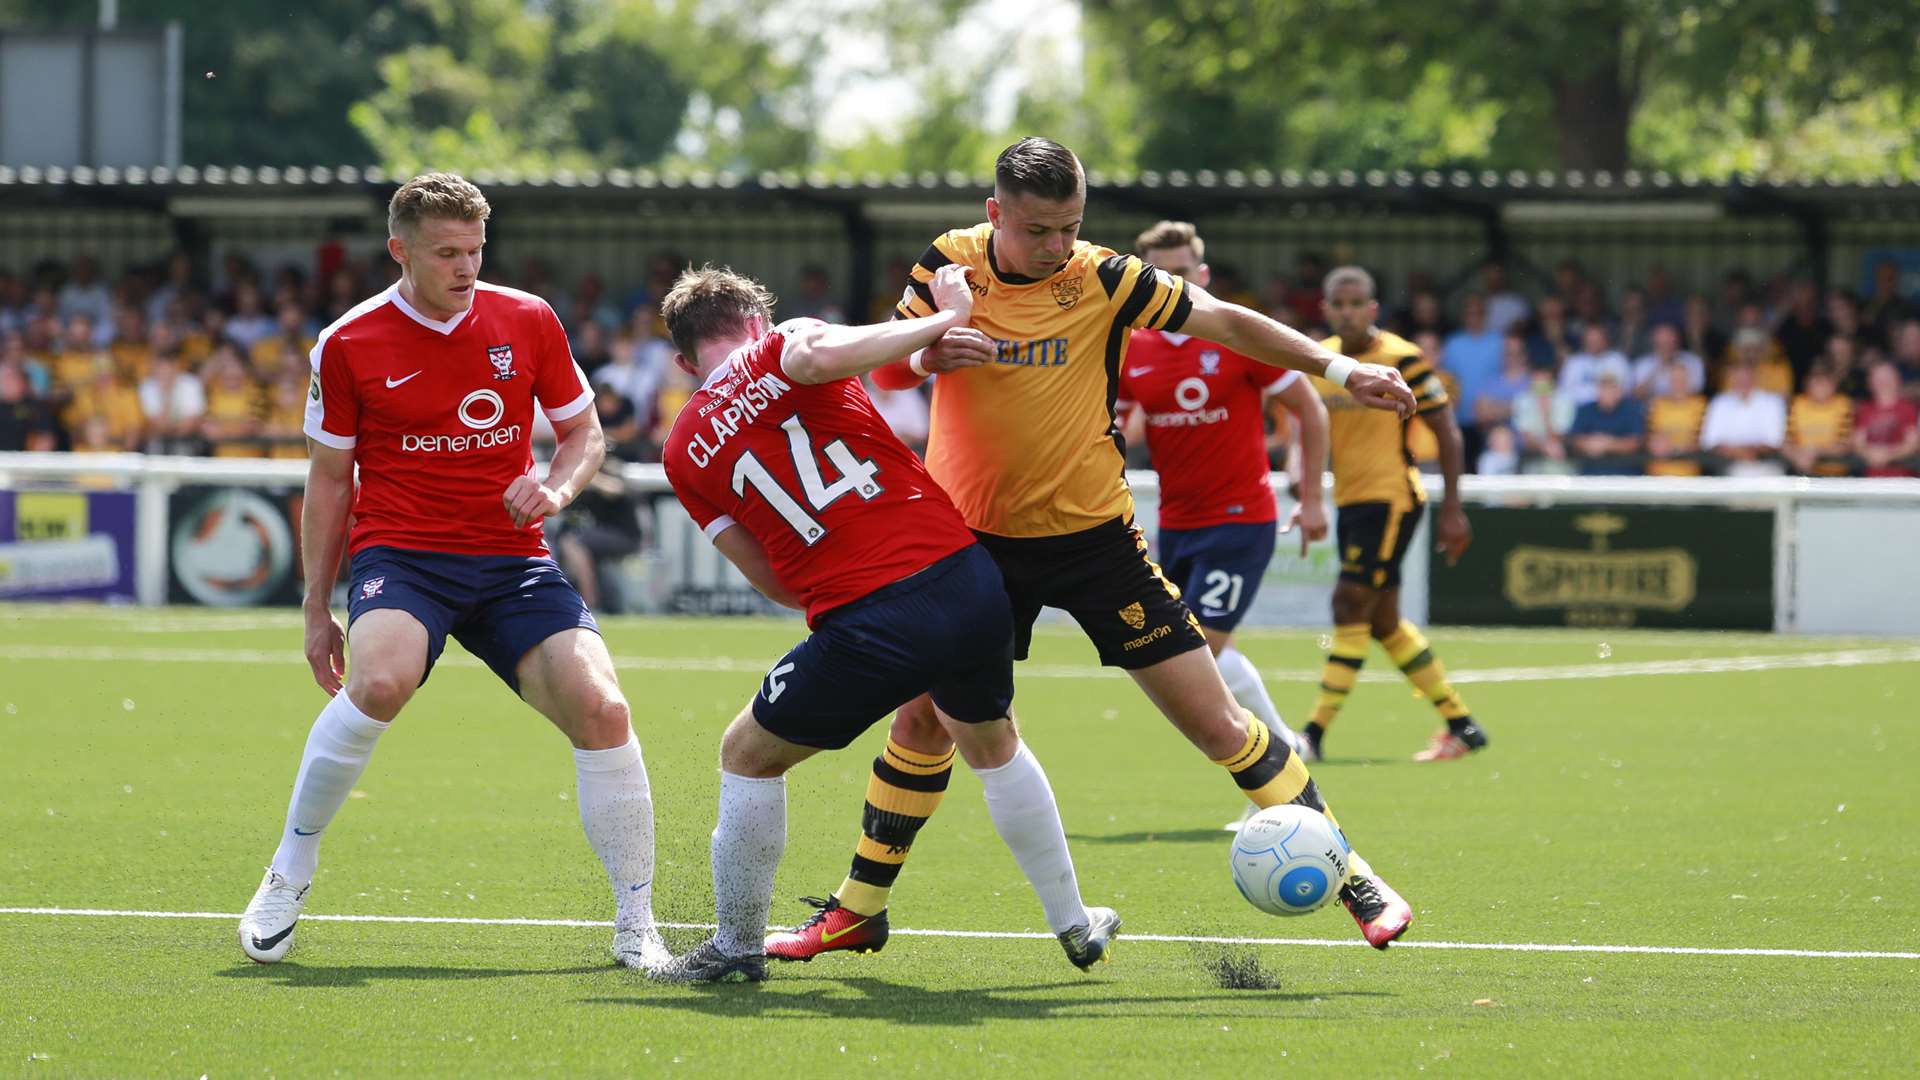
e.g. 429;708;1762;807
2;643;1918;686
0;906;1913;961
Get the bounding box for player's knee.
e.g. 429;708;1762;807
581;694;633;747
347;667;415;721
1330;587;1371;626
888;696;948;752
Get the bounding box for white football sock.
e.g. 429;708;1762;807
711;771;786;956
974;742;1089;934
1217;646;1286;731
574;734;657;932
270;691;389;888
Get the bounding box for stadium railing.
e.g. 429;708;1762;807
2;451;1917;633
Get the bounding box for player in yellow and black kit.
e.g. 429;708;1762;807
762;138;1426;964
1302;266;1489;763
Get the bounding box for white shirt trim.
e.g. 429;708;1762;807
303;421;356;450
702;515;737;541
1263;369;1302;396
543;386;595;423
388;283;473;335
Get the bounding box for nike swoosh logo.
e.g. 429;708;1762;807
1128;368;1153;377
292;827;320;836
251;924;295;950
386;371;423;388
820;919;869;944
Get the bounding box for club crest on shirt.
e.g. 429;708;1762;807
1118;601;1146;629
360;576;385;600
309;372;321;401
487;344;517;380
1199;350;1222;375
1051;275;1083;310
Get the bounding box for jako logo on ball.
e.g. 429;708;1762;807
1228;805;1351;916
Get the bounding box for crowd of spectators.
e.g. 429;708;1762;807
4;248;1918;482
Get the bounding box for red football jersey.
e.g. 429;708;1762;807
1117;329;1296;529
304;282;593;557
662;320;975;626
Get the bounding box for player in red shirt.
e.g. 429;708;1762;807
653;264;1113;983
238;174;666;973
1116;223;1330;812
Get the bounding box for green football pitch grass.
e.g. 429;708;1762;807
3;605;1917;1077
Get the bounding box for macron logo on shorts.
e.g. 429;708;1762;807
360;577;386;600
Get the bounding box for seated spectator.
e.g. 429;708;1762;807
260;366;310;459
1784;365;1856;476
1512;371;1575;474
145;251;198;326
1558;323;1632;408
0;362;58;451
138;352;206;455
200;344;266;457
251;304;315;379
1438;298;1500;449
864;376;930;454
1631;323;1704;398
1;329;50;396
1682;294;1728;386
1480;261;1530;335
1853;360;1920;478
1615;286;1652;359
1567;372;1646;475
1645;360;1708;477
1860;258;1913;349
1476;424;1519;475
109;307;151;378
1394;288;1453;341
1721;327;1794;397
1644;264;1685;328
571;319;614;378
552;463;643;614
1472;333;1535;434
1567;281;1617;347
56;255;113;328
1774;279;1833;384
1525;293;1577;371
1821;334;1868;400
52;313;109;391
224;282;277;352
592;380;650;461
1700;359;1787;476
65;361;145;451
1890;319;1920;397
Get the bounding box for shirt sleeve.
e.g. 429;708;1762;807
303;334;358;449
893;235;962;321
1095;253;1191;333
1399;348;1452;414
664;455;731;540
533;300;594;422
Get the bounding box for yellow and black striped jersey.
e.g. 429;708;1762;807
1312;329;1449;508
895;222;1191;537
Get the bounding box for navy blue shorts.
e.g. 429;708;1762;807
751;544;1015;750
1157;521;1278;632
346;545;599;693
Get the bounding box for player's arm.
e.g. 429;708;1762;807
1119;399;1147;451
1180;284;1415;417
710;524;803;610
507;407;606;528
873;245;998;390
1273;376;1329;554
783;265;984;386
300;441;355;695
1424;400;1473;566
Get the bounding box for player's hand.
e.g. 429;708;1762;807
1435;500;1473;566
1347;362;1416;418
305;606;346;696
922;327;995;374
504;474;565;528
928;264;975;322
1281;498;1330;557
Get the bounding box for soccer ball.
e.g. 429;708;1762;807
1229;805;1351;916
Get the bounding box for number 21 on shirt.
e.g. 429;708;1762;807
731;414;885;544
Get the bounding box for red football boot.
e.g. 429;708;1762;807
763;896;890;961
1340;874;1413;950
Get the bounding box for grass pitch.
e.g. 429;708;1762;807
3;606;1917;1076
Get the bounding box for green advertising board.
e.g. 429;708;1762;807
1428;505;1773;630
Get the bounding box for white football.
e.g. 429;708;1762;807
1229;804;1351;916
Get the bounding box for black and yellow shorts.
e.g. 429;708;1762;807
972;516;1206;670
1336;501;1425;590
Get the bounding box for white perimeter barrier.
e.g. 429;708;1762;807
2;451;1918;634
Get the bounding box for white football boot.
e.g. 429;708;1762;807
612;925;672;973
239;869;309;963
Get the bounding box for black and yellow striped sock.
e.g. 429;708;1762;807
1213;711;1373;878
832;738;954;917
1381;619;1473;734
1306;623;1370;742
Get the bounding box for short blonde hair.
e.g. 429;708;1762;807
660;265;776;359
1323;265;1376;299
388;172;491;237
1134;220;1205;262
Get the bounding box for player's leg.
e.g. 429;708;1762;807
1370;586;1489;761
1304;503;1398;759
512;625;664;970
243;554;452;964
1181;521;1298;757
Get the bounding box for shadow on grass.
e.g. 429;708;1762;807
1066;828;1232;845
581;974;1390;1025
217;962;608;988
